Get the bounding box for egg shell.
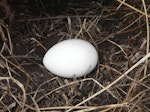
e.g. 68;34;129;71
43;39;98;78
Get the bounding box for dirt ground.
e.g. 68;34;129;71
0;0;150;112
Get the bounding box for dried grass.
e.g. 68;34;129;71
0;0;150;112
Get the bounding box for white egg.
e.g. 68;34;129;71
43;39;98;78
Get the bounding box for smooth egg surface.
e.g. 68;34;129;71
43;39;98;78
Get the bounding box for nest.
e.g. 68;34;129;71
0;0;150;111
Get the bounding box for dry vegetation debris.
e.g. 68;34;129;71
0;0;150;112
